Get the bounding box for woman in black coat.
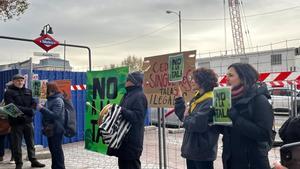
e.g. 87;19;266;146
37;82;65;169
223;63;274;169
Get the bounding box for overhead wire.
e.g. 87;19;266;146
93;5;300;48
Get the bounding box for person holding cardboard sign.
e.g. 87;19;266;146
174;68;219;169
222;63;274;169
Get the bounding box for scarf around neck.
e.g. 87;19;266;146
231;84;245;100
190;91;213;113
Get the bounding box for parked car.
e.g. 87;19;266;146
268;88;300;114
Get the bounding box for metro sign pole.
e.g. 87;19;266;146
0;36;92;71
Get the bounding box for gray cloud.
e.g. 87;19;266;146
0;0;299;69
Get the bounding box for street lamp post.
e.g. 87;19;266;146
166;10;181;52
40;24;53;36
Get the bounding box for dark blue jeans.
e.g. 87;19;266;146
47;132;65;169
186;159;214;169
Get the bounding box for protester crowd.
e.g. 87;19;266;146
1;63;299;169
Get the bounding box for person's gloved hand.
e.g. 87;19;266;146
228;107;239;121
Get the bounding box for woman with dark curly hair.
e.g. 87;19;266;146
222;63;274;169
174;67;219;169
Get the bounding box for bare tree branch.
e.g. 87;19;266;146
0;0;29;21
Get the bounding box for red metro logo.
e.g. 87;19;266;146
33;34;59;52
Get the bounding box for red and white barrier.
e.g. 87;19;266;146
219;71;300;88
71;85;86;91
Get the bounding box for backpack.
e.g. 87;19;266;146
279;116;300;144
63;98;76;138
247;95;276;150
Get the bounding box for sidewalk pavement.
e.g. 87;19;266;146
0;127;281;169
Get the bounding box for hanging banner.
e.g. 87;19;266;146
54;80;72;100
143;50;196;108
85;67;128;154
212;87;232;125
23;74;39;88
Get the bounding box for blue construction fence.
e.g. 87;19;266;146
0;69;150;147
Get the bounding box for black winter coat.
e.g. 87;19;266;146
222;85;274;169
4;85;35;125
175;92;219;161
107;86;148;160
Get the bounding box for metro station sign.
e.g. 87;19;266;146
33;34;59;52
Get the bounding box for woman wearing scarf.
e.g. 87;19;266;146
222;63;274;169
174;68;219;169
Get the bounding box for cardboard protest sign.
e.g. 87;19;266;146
54;80;72;100
143;50;196;108
85;67;128;154
212;87;232;125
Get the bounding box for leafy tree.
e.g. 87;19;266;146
0;0;29;21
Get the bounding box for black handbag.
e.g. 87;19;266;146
42;123;55;137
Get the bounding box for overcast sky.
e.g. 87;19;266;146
0;0;300;70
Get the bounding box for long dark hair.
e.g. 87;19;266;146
228;63;259;90
192;67;218;92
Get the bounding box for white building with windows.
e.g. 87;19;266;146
196;47;300;75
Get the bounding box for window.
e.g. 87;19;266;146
240;57;249;63
269;89;296;97
271;54;282;65
198;62;210;68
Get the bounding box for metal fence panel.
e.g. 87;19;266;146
32;70;87;147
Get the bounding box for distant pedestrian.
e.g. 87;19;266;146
0;81;14;162
174;68;219;169
222;63;274;169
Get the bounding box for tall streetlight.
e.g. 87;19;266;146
166;10;181;52
40;24;53;36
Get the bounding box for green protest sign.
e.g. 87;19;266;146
32;80;41;98
168;53;184;82
0;103;23;118
212;87;232;125
85;67;128;154
32;80;48;104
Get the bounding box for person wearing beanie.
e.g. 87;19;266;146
4;74;45;169
107;71;148;169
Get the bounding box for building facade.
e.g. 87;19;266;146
0;57;72;71
196;47;300;75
